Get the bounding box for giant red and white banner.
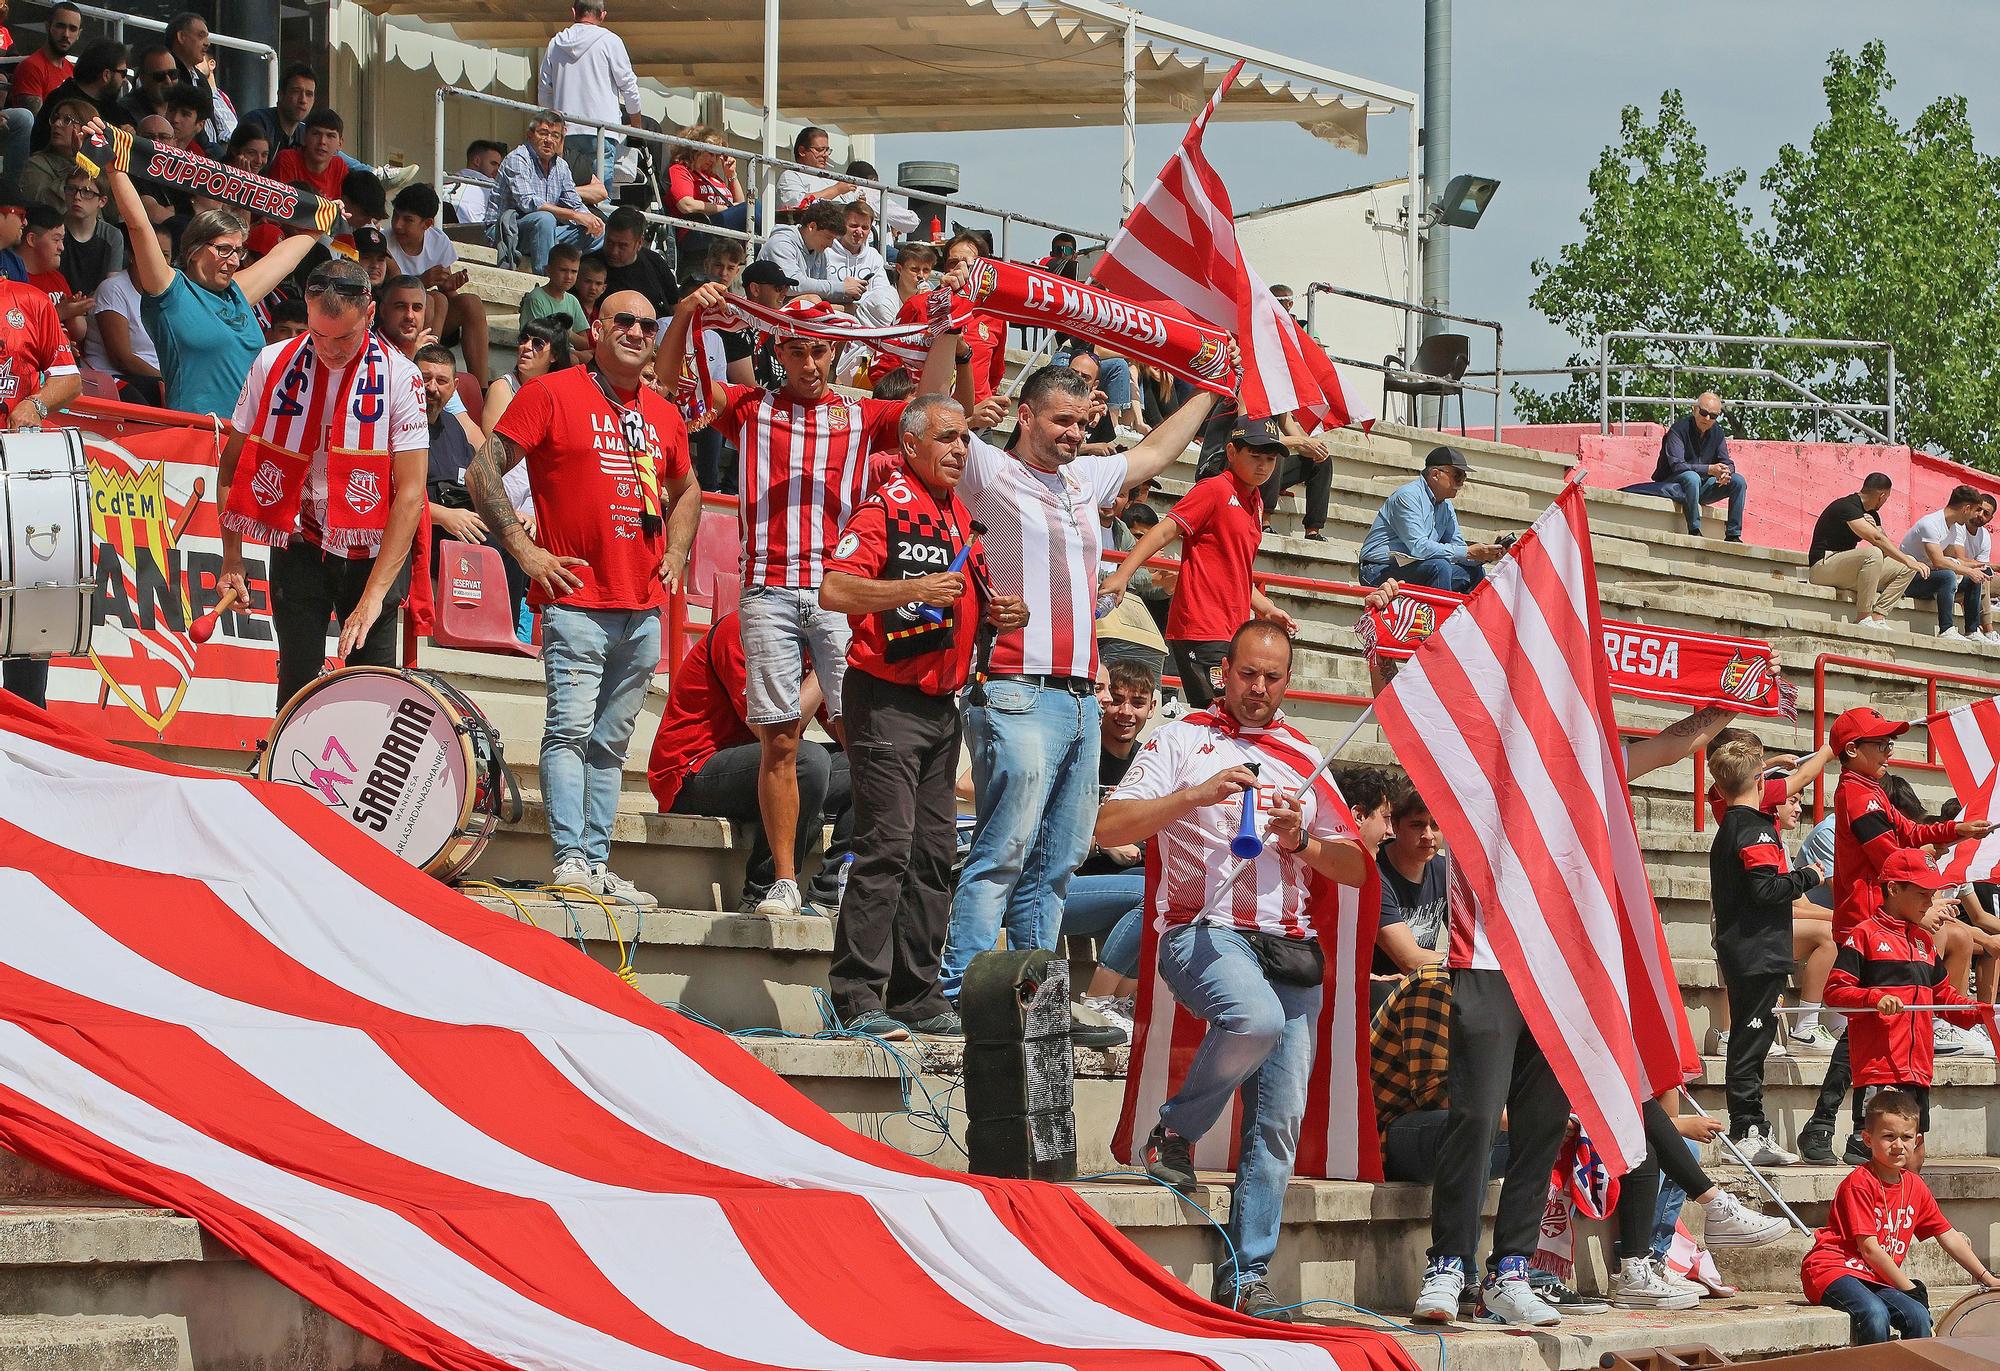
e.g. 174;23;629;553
1928;696;2000;884
0;698;1414;1371
1373;482;1696;1176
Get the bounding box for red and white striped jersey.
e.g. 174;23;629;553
1112;710;1353;938
957;434;1126;679
711;383;903;588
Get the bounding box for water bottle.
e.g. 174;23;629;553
835;852;856;911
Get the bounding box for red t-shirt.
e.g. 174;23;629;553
0;278;76;411
269;147;346;203
26;269;67;312
1801;1166;1948;1304
494;366;690;611
824;457;985;695
9;50;69;109
891;290;1006;400
647;611;752;812
1164;471;1263;641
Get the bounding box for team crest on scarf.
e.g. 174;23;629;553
250;458;287;508
1719;652;1768;704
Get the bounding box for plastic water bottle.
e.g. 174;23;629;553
1095;592;1119;620
835;852;855;910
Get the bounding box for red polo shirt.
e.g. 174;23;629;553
1165;471;1264;641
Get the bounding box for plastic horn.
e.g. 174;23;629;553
917;520;987;625
1229;762;1263;859
189;587;242;644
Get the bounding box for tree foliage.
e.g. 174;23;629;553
1518;43;2000;467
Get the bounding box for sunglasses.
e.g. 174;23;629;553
145;69;176;84
305;279;371;301
1697;407;1722;420
606;311;661;338
521;337;550;351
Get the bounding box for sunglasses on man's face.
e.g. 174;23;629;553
605;311;661;338
1697;407;1722;420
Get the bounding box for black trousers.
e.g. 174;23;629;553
1807;1034;1852;1137
1261;453;1332;532
269;540;404;712
1384;1107;1510;1185
1724;969;1787;1136
1614;1097;1719;1258
1167;638;1228;709
1430;968;1571;1269
1;658;49;708
671;738;848;909
829;670;960;1022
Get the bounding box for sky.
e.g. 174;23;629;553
873;1;2000;417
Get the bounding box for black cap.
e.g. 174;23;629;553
742;260;795;290
1229;416;1288;452
1424;445;1473;474
352;226;388;259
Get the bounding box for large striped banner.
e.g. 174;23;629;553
0;698;1414;1371
1929;696;2000;884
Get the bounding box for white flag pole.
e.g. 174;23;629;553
1206;702;1378;894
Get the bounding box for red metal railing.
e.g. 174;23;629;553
1810;652;2000;821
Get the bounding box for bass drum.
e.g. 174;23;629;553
0;428;93;657
1937;1288;2000;1338
259;666;519;880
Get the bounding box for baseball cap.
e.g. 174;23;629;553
352;226;388;259
1229;416;1288;452
1879;847;1953;891
742;260;794;291
1424;445;1473;474
1830;706;1910;755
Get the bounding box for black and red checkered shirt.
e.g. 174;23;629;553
824;456;987;695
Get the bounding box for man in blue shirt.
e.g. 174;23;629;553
1358;446;1505;592
486;108;605;273
1628;392;1749;542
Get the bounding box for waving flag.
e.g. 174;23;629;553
1374;481;1696;1176
1090;60;1370;432
0;698;1414;1371
1929;696;2000;883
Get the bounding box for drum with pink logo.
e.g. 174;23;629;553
259;666;516;879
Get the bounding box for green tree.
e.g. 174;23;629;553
1762;41;2000;466
1514;91;1775;429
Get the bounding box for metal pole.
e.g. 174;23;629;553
1420;0;1450;329
1404;101;1422;379
1598;334;1609;434
1886;345;1898;444
433;85;446;192
1676;1089;1813;1237
1120;15;1137;217
759;0;781;236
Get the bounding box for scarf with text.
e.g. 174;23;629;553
80;124;349;244
223;330;395;557
1530;1121;1619;1281
587;366;664;536
1358;586;1800;720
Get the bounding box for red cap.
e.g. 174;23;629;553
1879;847;1954;892
1830;707;1910;756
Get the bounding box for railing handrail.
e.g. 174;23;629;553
1596;329;1898;443
1304;281;1503;437
1809;651;2000;822
68;2;279;105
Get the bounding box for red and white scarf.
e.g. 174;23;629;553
686;293;953;426
223;330;396;558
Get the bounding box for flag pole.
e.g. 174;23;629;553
1676;1087;1813;1237
1207;701;1378;893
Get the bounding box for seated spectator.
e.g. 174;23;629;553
341;167;386;234
1137;362;1187;428
388;182;488;382
575;253;608;323
537;0;643;189
113;43;176;133
665;126;746;257
758;199;852;303
19;96;90;212
1376;780;1447;975
646;609;851;916
737;259;789;386
20;205;85;343
165;12;234;147
30;37;125;153
1900;484;1991;641
417;342;525;620
239;61;314;154
1623;391;1748;541
484;319;573;448
1358;445;1507;592
221;123;272;176
160;82;211;152
58;171;119;297
443;139;506;225
8;3;81;117
1807;472;1926;628
1258;412;1332;541
485;108;603;273
683;235;745;292
374;274;432;360
830;200;898;327
598;204;676;314
890;240;938;306
1056;338;1144;436
268;108;346;204
1960;493;2000;644
837;160;918;237
348;226;390;288
1370;964;1489;1184
519;241;589;345
261;292;306;344
776;125;853;214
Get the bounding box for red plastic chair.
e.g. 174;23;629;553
454;372;485;430
690;508;742;621
80;369;121;400
430;540;537;657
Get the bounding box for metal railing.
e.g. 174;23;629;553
436;85;1113;263
1596;331;1897;443
71;2;278;106
1303;283;1503;436
1810;652;2000;822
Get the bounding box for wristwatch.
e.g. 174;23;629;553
20;396;47;423
1287;832;1309;855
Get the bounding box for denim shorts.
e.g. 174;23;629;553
738;584;851;725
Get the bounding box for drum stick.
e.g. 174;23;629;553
190;587;241;644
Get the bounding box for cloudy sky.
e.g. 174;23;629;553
875;1;1999;416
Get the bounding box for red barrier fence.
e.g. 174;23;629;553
1811;652;2000;822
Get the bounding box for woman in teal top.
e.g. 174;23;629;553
99;133;316;416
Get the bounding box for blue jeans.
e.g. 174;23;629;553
564;132;622;187
1909;567;1961;633
539;605;660;867
1821;1275;1931;1345
0;108;29;181
1155;922;1322;1286
1060;871;1144;979
1053;350;1133;410
939;681;1099;999
1629;471;1747;539
492;209;604;272
1648;1138;1697;1260
1361;556;1484;594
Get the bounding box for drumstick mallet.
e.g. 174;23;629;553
917;521;987;625
190;587;242;644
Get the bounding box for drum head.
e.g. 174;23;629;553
261;668;473;870
1938;1289;2000;1338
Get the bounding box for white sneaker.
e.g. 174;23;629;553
1737;1124;1800;1166
1480;1268;1562;1326
551;855;593;889
1769;1032;1788;1058
378;162;421;192
1857;616;1894;633
1412;1258;1465;1323
1701;1190;1790;1247
1961;1023;1997;1058
1082;993;1135;1040
755;878;804;917
1980;629;2000;646
1935;1019;1968;1055
1610;1257;1698;1310
1711;1027;1729;1055
1788;1024;1838;1055
1650;1257;1707;1301
1940;626;1968;641
591;864;651;905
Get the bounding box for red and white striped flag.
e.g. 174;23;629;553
0;698;1416;1371
1374;481;1696;1176
1928;696;2000;884
1090;60;1371;432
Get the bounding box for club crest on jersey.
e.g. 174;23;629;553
250;458;286;507
344;468;382;515
826;405;850;433
5;308;23;329
833;531;860;560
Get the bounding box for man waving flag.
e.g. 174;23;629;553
1091;60;1370;432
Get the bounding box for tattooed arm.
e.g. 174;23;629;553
1626;705;1733;781
466;428;587;599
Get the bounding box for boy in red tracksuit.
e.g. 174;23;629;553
1823;848;1992;1173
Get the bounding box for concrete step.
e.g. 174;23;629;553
0;1313;187;1371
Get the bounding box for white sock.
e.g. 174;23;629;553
1791;1003;1821;1035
